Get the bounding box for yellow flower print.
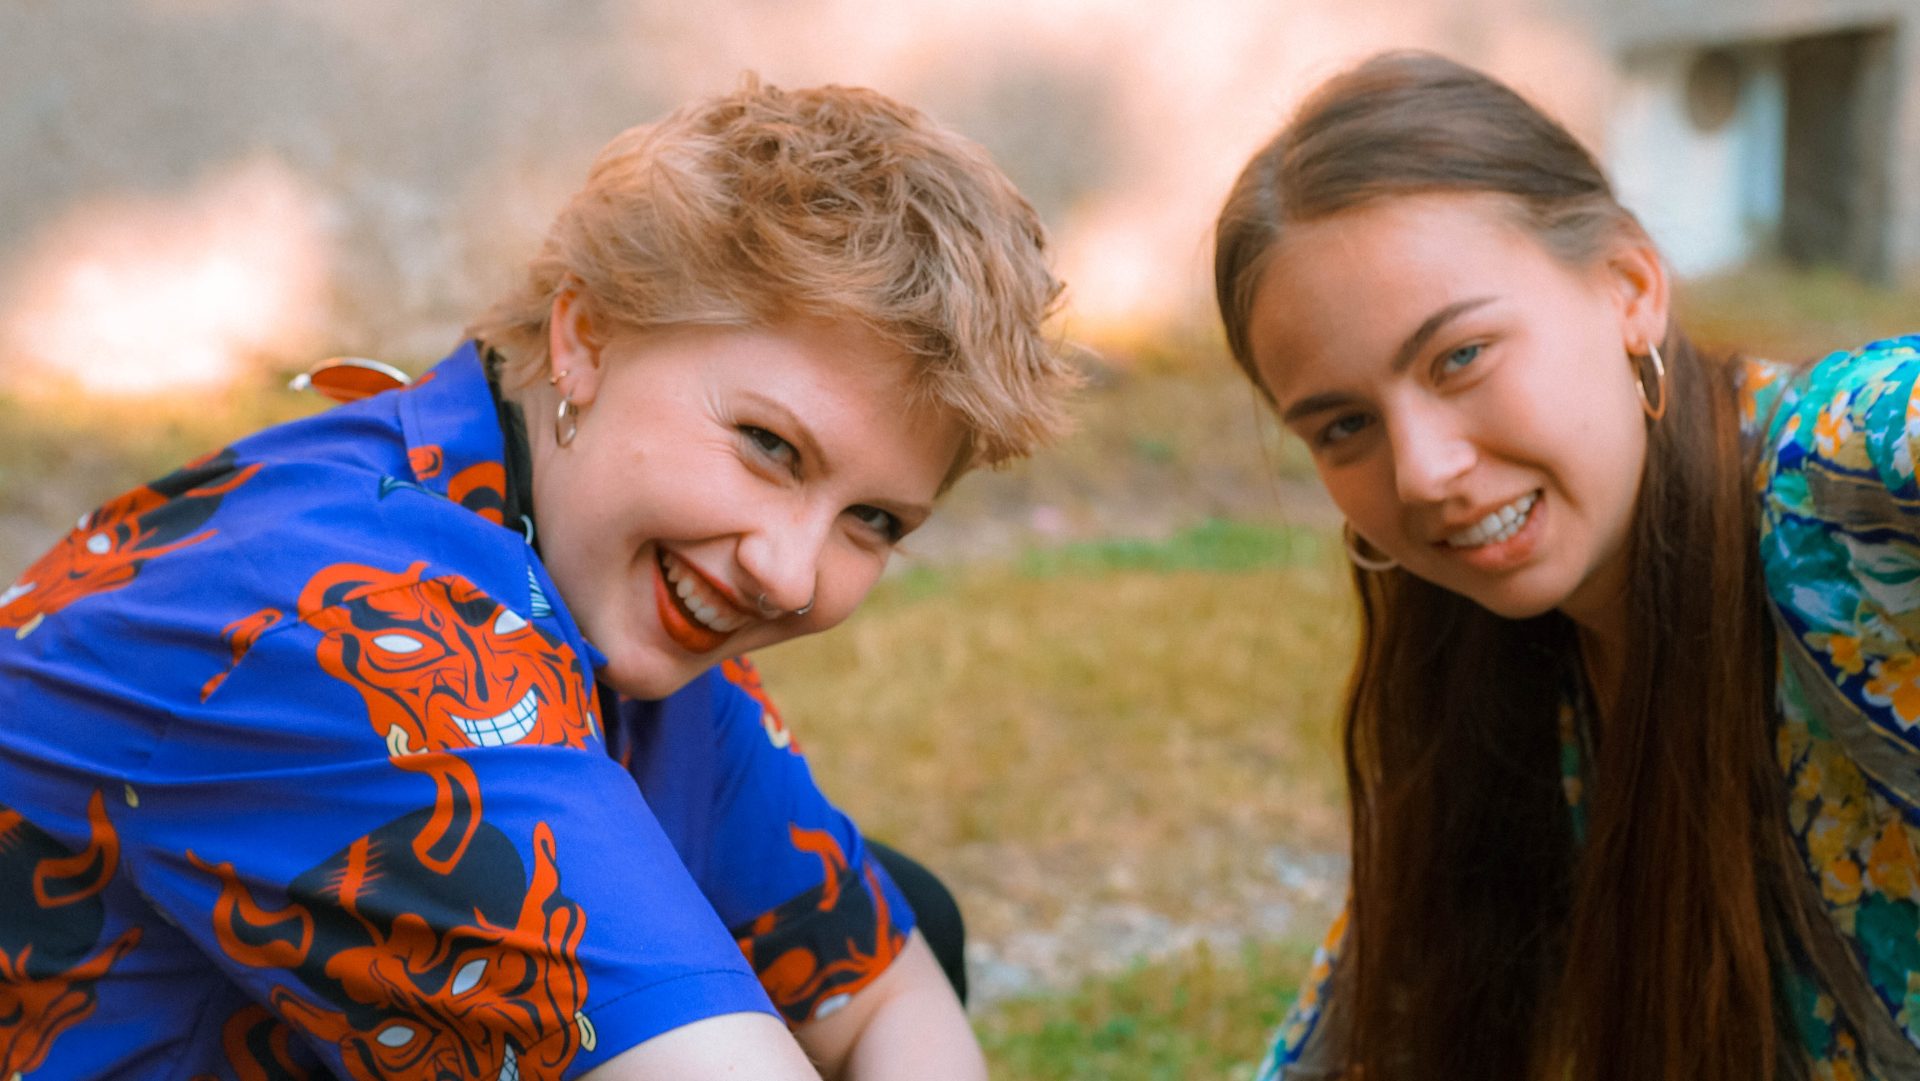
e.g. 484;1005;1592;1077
1832;1029;1862;1081
1864;652;1920;729
1811;632;1867;677
1814;391;1855;458
1793;759;1824;805
1740;364;1780;426
1823;854;1863;905
1809;812;1850;865
1868;819;1920;903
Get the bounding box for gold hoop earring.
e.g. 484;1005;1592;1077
1633;343;1668;422
555;394;580;447
1343;522;1398;572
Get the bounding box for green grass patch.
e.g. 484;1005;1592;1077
758;543;1353;933
977;938;1315;1081
1014;519;1324;578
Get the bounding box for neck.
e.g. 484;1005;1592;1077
1577;622;1625;725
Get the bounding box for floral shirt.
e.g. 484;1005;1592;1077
1258;336;1920;1080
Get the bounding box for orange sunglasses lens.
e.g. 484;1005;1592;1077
288;357;412;403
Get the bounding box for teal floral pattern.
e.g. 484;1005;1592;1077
1257;337;1920;1079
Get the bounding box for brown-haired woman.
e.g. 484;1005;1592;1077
1217;51;1920;1081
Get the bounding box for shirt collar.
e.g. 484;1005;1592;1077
396;341;518;533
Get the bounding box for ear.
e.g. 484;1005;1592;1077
547;286;609;407
1603;232;1671;355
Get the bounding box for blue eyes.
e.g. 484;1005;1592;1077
1311;342;1487;450
1439;343;1482;375
1318;413;1372;447
850;505;905;542
739;425;903;542
742;426;797;468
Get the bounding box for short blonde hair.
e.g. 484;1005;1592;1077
469;77;1074;468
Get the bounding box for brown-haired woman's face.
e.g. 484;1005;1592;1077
533;317;962;699
1246;192;1667;632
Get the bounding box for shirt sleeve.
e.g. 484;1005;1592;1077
1254;905;1349;1081
616;656;917;1026
123;566;775;1081
1760;336;1920;800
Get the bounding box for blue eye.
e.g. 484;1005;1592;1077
1318;412;1372;447
849;504;904;543
1439;343;1482;375
742;426;799;472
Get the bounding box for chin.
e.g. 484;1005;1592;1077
1461;582;1570;623
600;656;700;702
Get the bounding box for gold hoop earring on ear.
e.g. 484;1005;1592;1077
555;394;580;447
1343;522;1398;572
1633;343;1668;422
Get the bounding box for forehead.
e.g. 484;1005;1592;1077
1246;193;1575;392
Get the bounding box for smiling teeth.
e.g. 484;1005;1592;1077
661;552;750;633
1445;492;1538;548
457;688;539;747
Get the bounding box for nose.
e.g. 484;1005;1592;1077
735;513;829;618
1388;401;1476;505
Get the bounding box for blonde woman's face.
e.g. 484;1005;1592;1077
533;317;962;699
1246;192;1667;634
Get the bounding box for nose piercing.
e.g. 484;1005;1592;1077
754;593;816;618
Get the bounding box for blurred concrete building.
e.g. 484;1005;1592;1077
1598;0;1920;280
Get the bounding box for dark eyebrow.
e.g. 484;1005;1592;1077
741;392;827;469
1391;297;1495;374
1278;296;1496;426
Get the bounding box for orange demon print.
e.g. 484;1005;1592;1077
0;448;260;639
1;791;143;1078
407;445;445;482
446;462;508;527
735;825;905;1024
720;657;800;752
297;562;596;872
191;811;592;1081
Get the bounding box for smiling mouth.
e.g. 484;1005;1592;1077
658;550;750;633
456;688;539;747
1444;491;1539;548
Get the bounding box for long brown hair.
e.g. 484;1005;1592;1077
1215;53;1804;1081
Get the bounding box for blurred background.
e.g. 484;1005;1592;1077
6;1;1920;1076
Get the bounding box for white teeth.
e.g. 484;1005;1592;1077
1445;493;1538;548
659;552;749;633
0;580;33;607
457;688;540;747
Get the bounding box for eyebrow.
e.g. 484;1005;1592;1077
742;392;935;523
1278;296;1497;426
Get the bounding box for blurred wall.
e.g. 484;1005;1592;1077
4;0;1889;395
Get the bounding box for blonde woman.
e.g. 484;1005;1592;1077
0;80;1073;1081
